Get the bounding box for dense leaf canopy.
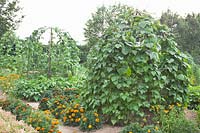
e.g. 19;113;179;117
82;5;189;125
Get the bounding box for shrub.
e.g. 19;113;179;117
188;86;200;110
26;110;60;133
120;123;161;133
82;5;189;125
157;108;199;133
12;76;69;101
80;111;102;132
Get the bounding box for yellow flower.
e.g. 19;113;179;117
75;118;81;122
72;113;76;117
164;109;169;113
80;108;84;113
88;124;92;129
142;118;147;122
169;104;174;110
94;112;98;117
36;127;40;131
74;104;80;108
128;132;133;133
95;118;100;123
41;128;45;131
176;103;181;107
148;129;151;133
155;126;159;131
83;117;87;122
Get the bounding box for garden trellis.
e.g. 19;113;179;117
24;27;80;78
0;27;80;78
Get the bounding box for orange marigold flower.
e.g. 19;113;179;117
36;127;40;131
95;118;100;123
80;108;84;113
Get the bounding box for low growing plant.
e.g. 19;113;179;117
120;123;161;133
26;110;60;133
188;86;200;110
12;76;69;101
157;108;199;133
0;98;32;121
62;103;84;126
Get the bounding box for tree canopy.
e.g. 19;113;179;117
0;0;23;38
160;10;200;64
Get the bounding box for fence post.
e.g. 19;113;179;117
47;28;53;78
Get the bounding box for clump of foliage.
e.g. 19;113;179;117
0;0;23;38
160;10;200;64
0;32;24;73
0;98;61;133
26;110;60;133
0;98;32;121
187;86;200;110
80;111;102;132
157;108;199;133
121;123;161;133
82;5;189;125
39;88;79;111
12;76;70;101
0;73;20;93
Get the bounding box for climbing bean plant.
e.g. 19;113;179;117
24;27;80;77
82;5;189;125
0;31;24;73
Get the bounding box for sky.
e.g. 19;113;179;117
16;0;200;44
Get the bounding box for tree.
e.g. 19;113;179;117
160;10;200;64
82;5;189;125
0;0;23;38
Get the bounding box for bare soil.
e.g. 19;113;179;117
184;109;197;121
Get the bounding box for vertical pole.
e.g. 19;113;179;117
48;28;53;78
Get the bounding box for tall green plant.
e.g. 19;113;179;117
82;5;189;125
0;32;24;72
23;27;80;78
